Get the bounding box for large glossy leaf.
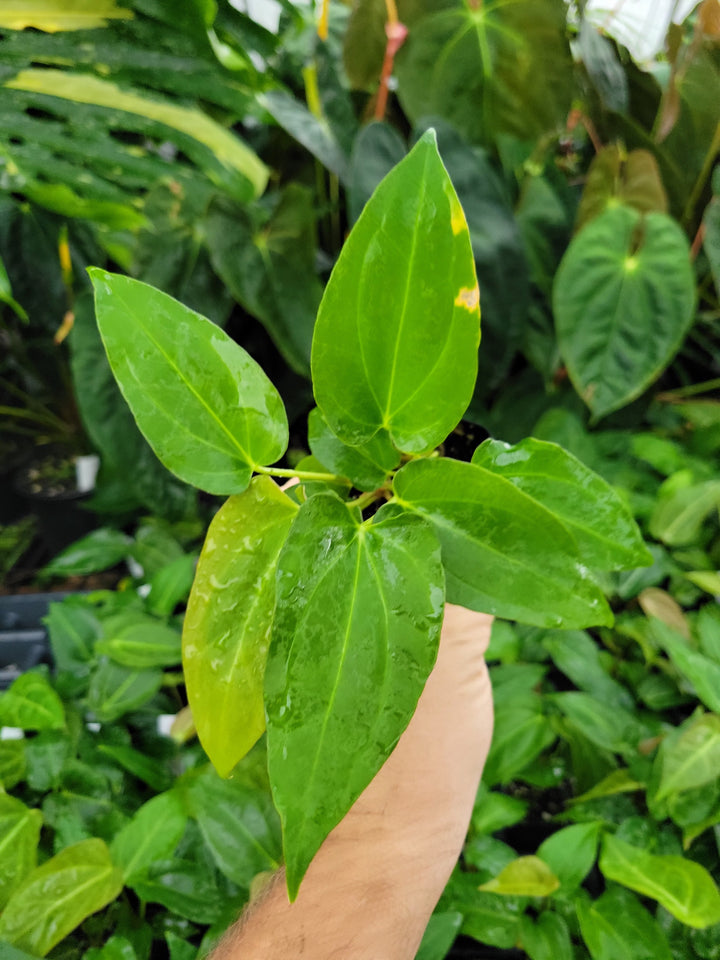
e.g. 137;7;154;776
0;672;65;731
90;271;288;494
427;119;530;393
554;205;695;419
266;493;444;898
307;407;400;491
205;186;322;376
576;886;674;960
599;834;720;928
0;1;132;31
183;766;281;887
473;437;651;570
0;795;41;910
653;714;720;803
0;839;123;956
395;0;573;143
311;131;480;453
393;458;612;627
110;792;187;881
183;476;297;776
6;70;268;199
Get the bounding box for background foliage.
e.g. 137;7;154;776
1;0;720;957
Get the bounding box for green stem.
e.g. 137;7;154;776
682;121;720;227
254;465;347;484
656;376;720;401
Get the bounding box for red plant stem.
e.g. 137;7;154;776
374;21;408;122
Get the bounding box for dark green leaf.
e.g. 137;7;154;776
183;766;281;887
519;912;573;960
473;437;650;570
128;859;224;924
307;407;400;491
259;90;349;182
554;205;696;419
87;661;163;722
416;911;463;960
97;742;171;792
266;493;444;898
348;121;406;223
542;631;633;709
599;834;720;928
44;601;100;674
395;0;573;143
0;672;65;731
90;270;289;494
25;731;70;792
576;146;668;230
183;476;297;776
111;792;187;881
205;186;322;376
40;528;132;579
551;692;643;755
576;886;674;960
0;839;123;956
483;698;555;785
471;786;528;835
394;457;612;627
145;553;197;617
312;131;480;453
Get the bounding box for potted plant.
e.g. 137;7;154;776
87;131;651;900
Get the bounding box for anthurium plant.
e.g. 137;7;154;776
90;131;650;899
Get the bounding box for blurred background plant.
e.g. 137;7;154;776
0;0;719;957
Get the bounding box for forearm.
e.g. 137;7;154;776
212;611;494;960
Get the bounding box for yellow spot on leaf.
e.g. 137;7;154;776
450;199;467;235
455;286;480;312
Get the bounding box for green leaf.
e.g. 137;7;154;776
97;743;171;792
576;146;668;230
569;768;644;806
165;933;196;960
473;437;650;570
96;621;182;668
128;860;224;924
0;943;42;960
43;602;100;674
599;834;720;928
311;130;480;454
551;692;643;754
0;0;133;31
183;476;297;776
90;270;288;495
307;407;400;491
543;630;633;709
6;69;268;199
87;661;163;722
650;619;720;714
393;457;612;628
110;792;187;882
259;90;348;183
472;786;528;835
704;186;720;298
0;254;28;321
395;0;573;143
205;186;322;376
0;672;65;731
649;479;720;546
416;911;463;960
0;838;123;956
554;205;696;419
653;714;720;802
482;698;555;786
266;493;444;898
479;856;560;897
183;766;281;887
519;912;573;960
84;934;138;960
0;742;26;790
576;886;674;960
348;121;407;223
40;529;132;579
537;822;603;893
0;794;41;910
145;554;198;617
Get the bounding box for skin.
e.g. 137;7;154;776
211;603;494;960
